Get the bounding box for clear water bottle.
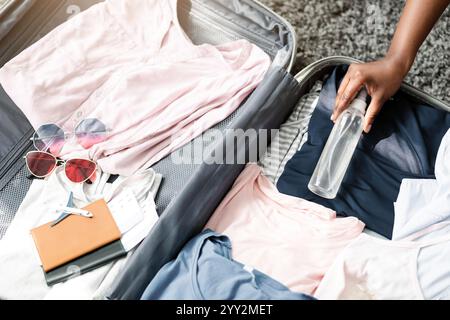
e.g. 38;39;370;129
308;90;367;199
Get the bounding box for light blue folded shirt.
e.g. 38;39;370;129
141;229;314;300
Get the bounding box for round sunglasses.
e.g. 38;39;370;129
32;119;110;156
25;151;97;184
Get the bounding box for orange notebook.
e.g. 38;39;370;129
31;199;121;272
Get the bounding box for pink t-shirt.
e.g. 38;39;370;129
0;0;270;176
205;163;365;295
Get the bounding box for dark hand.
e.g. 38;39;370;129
332;57;406;133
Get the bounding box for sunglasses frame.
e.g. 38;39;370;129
31;119;111;153
24;150;97;184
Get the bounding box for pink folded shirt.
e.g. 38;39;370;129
0;0;270;175
205;163;365;295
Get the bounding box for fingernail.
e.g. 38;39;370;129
330;114;335;121
366;124;372;133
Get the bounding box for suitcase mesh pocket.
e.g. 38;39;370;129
0;165;32;238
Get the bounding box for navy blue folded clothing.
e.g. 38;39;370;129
277;65;450;239
140;230;314;300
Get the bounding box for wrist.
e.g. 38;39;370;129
384;51;414;78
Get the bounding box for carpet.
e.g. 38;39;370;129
260;0;449;103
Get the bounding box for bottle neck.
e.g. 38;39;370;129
347;99;366;116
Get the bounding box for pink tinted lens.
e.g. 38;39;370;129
75;119;108;149
26;152;57;177
75;132;106;149
65;159;96;183
48;140;65;155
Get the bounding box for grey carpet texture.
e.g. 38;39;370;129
260;0;449;103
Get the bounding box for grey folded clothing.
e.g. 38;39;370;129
259;81;322;183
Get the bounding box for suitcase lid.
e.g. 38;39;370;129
0;0;297;235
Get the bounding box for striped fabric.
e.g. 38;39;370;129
259;81;322;184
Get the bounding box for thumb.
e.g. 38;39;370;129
363;96;383;133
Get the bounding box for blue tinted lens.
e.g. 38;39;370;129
33;124;65;155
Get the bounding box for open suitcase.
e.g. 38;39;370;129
0;0;449;300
